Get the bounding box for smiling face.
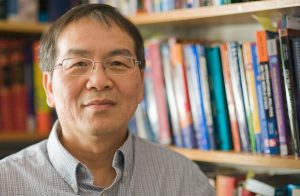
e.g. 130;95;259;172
43;18;144;139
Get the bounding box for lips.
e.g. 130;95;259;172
84;99;116;109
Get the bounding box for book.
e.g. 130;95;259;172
216;174;244;196
184;44;210;150
227;42;250;152
0;39;13;132
147;39;171;145
206;46;232;151
184;43;209;150
278;28;300;155
256;31;280;155
237;43;256;152
32;41;52;134
242;41;262;153
161;42;183;147
266;32;289;155
169;37;195;148
245;174;300;196
251;43;267;154
195;44;215;149
220;43;241;152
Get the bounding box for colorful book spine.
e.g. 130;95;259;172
169;38;195;148
256;31;280;155
237;43;256;153
278;28;300;155
220;43;241;152
161;43;183;147
147;39;172;145
184;43;209;150
291;37;300;155
195;44;215;149
266;32;289;155
242;42;262;153
33;41;52;134
227;42;250;152
0;39;13;132
206;46;232;151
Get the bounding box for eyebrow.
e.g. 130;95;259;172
64;48;134;59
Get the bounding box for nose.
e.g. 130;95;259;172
86;62;113;90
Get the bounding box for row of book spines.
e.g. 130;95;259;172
0;39;52;134
139;28;300;155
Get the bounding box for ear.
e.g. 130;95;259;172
137;69;144;103
43;72;55;108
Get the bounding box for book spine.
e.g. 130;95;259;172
220;43;241;152
256;31;280;155
227;42;250;152
148;40;172;145
291;38;300;155
169;38;195;148
196;44;216;149
33;41;52;134
266;34;289;155
237;43;256;153
279;29;300;155
161;43;183;147
206;46;232;150
184;44;209;150
242;42;262;153
0;39;13;132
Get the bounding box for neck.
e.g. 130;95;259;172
59;128;128;187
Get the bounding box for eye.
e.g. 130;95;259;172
107;57;131;68
71;60;89;68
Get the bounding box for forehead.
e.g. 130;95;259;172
56;17;135;58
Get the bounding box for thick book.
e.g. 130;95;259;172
237;43;256;152
169;38;195;148
245;174;300;196
195;44;215;149
161;43;183;147
242;41;262;153
278;28;300;155
184;43;209;150
266;32;289;155
251;43;267;153
227;42;250;152
206;46;232;151
147;39;172;145
256;31;280;155
220;43;241;152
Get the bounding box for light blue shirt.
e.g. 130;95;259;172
0;121;215;195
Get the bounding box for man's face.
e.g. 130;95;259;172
43;18;144;138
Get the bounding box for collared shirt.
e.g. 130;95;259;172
0;121;215;196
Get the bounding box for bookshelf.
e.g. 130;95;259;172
0;0;300;171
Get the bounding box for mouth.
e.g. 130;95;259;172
84;99;116;110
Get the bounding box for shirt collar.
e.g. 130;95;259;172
47;120;135;192
47;121;80;193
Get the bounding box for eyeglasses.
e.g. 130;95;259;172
54;56;141;76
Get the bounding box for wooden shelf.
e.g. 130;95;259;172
129;0;300;26
0;132;48;142
171;147;300;169
0;20;49;33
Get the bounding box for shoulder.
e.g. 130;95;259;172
0;140;48;174
133;135;203;178
132;136;215;195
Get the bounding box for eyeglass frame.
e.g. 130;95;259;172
52;56;142;76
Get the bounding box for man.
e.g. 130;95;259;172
0;4;214;195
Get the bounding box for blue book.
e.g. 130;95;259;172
206;46;232;151
184;44;209;150
251;43;269;154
